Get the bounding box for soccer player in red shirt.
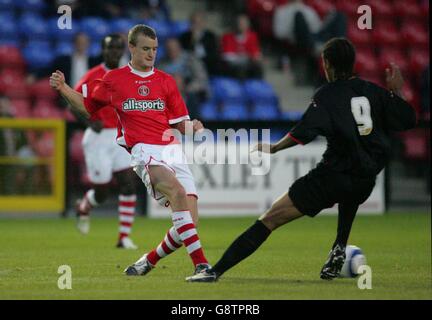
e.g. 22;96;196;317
50;25;211;276
71;34;138;249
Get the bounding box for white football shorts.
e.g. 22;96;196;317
130;143;198;207
82;128;131;184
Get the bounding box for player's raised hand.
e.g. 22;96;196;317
49;70;66;91
385;63;404;93
192;119;204;133
250;143;275;154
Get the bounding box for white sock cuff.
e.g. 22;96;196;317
119;194;137;202
86;189;99;207
172;211;193;228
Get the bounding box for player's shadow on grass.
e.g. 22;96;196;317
224;277;351;286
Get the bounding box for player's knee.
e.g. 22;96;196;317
171;184;187;202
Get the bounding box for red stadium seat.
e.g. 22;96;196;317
347;23;372;47
63;109;77;122
362;74;385;88
305;0;335;19
10;98;31;118
0;69;29;99
400;128;429;162
336;0;361;17
69;131;84;164
378;48;408;75
366;0;394;18
371;21;400;47
394;0;423;18
400;21;429;49
420;0;429;18
0;46;26;71
355;49;378;76
30;77;59;101
408;49;429;75
401;81;420;113
32;100;63;119
247;0;277;19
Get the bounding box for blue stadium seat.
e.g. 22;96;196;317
282;111;303;121
155;43;166;64
0;0;16;9
251;103;280;120
0;14;17;40
23;41;54;70
110;18;135;34
16;0;46;11
89;42;102;57
0;39;19;47
170;20;190;37
55;41;73;57
19;13;49;40
81;17;111;40
199;101;218;120
243;79;278;105
270;129;287;142
221;103;249;120
48;17;80;41
211;77;246;104
145;19;172;39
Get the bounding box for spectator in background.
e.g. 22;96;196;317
179;10;221;76
221;14;263;79
31;32;99;88
159;38;209;119
273;0;346;85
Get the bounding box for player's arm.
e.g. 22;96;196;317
384;63;417;130
171;119;204;135
49;70;90;119
251;134;298;154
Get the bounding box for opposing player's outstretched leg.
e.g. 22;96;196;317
114;169;138;249
125;166;209;276
186;192;304;282
320;202;359;280
76;185;109;235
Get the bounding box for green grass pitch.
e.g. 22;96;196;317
0;212;430;300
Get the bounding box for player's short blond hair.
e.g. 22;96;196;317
128;24;157;46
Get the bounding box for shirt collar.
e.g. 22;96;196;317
128;63;155;78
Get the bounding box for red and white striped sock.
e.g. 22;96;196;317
147;226;183;266
172;210;208;266
118;194;136;241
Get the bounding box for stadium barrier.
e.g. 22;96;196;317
0;118;65;212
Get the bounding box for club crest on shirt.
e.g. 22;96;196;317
138;85;150;96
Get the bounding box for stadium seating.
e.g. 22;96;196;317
355;49;379;76
80;17;111;41
18;13;49;40
10;98;31;118
347;23;371;48
55;41;74;57
15;0;46;12
0;13;17;40
0;69;28;99
211;77;246;104
243;79;278;105
199;101;219;120
221;103;249;120
393;0;423;18
366;0;395;19
400;21;429;49
0;46;26;71
371;21;400;47
170;20;190;37
32;100;64;119
408;49;429;76
29;77;59;102
110;18;135;34
145;19;172;40
306;0;335;19
22;41;55;71
251;102;280;120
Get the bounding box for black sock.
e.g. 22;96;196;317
211;220;271;277
332;203;359;249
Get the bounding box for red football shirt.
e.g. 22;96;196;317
74;64;118;128
82;64;190;147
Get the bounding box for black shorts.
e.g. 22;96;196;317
288;167;376;217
